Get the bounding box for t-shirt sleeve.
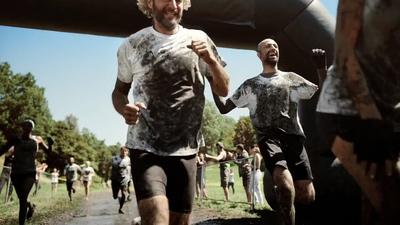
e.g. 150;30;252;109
288;72;318;101
117;40;134;83
229;82;250;108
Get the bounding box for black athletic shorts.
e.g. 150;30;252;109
111;180;128;199
317;112;400;161
258;129;313;180
130;149;196;213
66;181;77;192
317;112;362;157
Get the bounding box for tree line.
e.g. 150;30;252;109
0;62;257;177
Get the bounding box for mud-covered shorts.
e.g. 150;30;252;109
130;149;197;213
66;181;77;192
259;129;313;180
111;179;128;199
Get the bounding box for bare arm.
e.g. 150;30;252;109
104;162;111;182
206;151;226;162
207;61;230;97
112;78;147;125
212;92;237;114
335;0;379;119
188;40;230;97
311;49;328;87
37;136;53;156
255;154;261;170
0;138;16;157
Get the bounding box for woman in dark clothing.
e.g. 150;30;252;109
0;119;53;225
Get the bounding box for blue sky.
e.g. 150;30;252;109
0;0;338;145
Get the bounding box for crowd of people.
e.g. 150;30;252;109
1;0;399;224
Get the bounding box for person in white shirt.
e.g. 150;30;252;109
212;39;326;224
82;161;95;200
51;168;59;193
111;0;230;224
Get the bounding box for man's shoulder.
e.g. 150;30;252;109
280;71;304;79
182;27;208;40
127;26;152;38
33;135;44;143
123;26;154;47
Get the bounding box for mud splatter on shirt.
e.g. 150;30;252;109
230;71;318;139
117;26;225;156
317;0;400;123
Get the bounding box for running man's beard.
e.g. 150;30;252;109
265;58;278;67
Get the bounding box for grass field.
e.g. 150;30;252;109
0;156;271;224
195;163;271;212
0;157;106;225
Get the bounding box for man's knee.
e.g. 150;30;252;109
294;180;315;205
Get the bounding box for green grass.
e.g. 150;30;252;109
0;164;106;225
0;156;272;223
197;163;272;212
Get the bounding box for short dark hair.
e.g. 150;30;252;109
251;144;258;148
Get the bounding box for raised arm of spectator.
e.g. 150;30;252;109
37;136;54;156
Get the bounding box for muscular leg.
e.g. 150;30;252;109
137;195;169;225
84;182;91;200
196;183;200;198
293;179;315;205
273;166;295;225
119;185;128;213
169;211;191;225
222;187;230;201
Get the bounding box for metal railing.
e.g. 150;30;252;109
0;165;12;204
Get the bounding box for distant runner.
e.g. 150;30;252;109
105;146;131;214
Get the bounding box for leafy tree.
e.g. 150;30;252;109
201;100;236;154
233;116;256;151
65;114;79;133
0;62;53;145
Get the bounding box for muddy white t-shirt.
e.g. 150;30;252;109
110;155;131;185
317;1;400;121
64;164;81;182
230;71;318;139
82;166;94;182
117;26;225;156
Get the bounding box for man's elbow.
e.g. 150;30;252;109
219;86;230;97
218;108;230;115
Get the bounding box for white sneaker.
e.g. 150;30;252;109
131;217;141;225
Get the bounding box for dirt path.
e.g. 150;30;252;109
60;189;139;225
59;189;275;225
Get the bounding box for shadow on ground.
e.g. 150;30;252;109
193;209;277;225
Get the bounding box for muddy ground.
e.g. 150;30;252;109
46;190;359;225
44;190;277;225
